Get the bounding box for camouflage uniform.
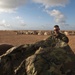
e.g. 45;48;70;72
45;32;69;47
24;32;75;75
35;32;69;48
47;33;69;43
25;46;75;75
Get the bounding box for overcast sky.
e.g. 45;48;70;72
0;0;75;30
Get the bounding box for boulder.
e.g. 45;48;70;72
0;41;75;75
0;44;13;55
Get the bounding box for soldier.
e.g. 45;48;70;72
53;25;69;43
35;25;69;48
44;25;69;47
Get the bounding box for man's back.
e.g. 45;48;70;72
45;32;69;48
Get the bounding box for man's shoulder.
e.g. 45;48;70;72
59;32;66;37
59;32;69;43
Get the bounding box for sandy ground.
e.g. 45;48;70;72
0;31;75;53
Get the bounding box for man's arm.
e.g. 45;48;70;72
61;34;69;43
34;35;54;48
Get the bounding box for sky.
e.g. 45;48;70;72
0;0;75;30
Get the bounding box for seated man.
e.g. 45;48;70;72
35;25;69;48
46;25;69;47
53;25;69;43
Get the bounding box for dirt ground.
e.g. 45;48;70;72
0;31;75;53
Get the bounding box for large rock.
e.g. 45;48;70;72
25;46;75;75
0;41;75;75
0;44;13;55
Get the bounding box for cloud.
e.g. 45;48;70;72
0;0;70;13
32;0;69;8
46;9;66;24
15;16;22;20
0;8;17;13
15;16;26;26
0;20;10;27
0;0;27;13
32;0;69;25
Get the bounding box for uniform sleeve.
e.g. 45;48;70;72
45;35;57;47
61;34;69;43
34;36;53;48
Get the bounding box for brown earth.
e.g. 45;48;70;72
0;31;75;53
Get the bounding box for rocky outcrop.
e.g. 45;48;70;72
0;44;13;56
0;41;75;75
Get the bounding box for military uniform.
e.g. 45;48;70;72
44;32;69;48
25;44;75;75
34;32;69;49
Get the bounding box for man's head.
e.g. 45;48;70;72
54;25;60;34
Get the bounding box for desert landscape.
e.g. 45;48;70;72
0;30;75;53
